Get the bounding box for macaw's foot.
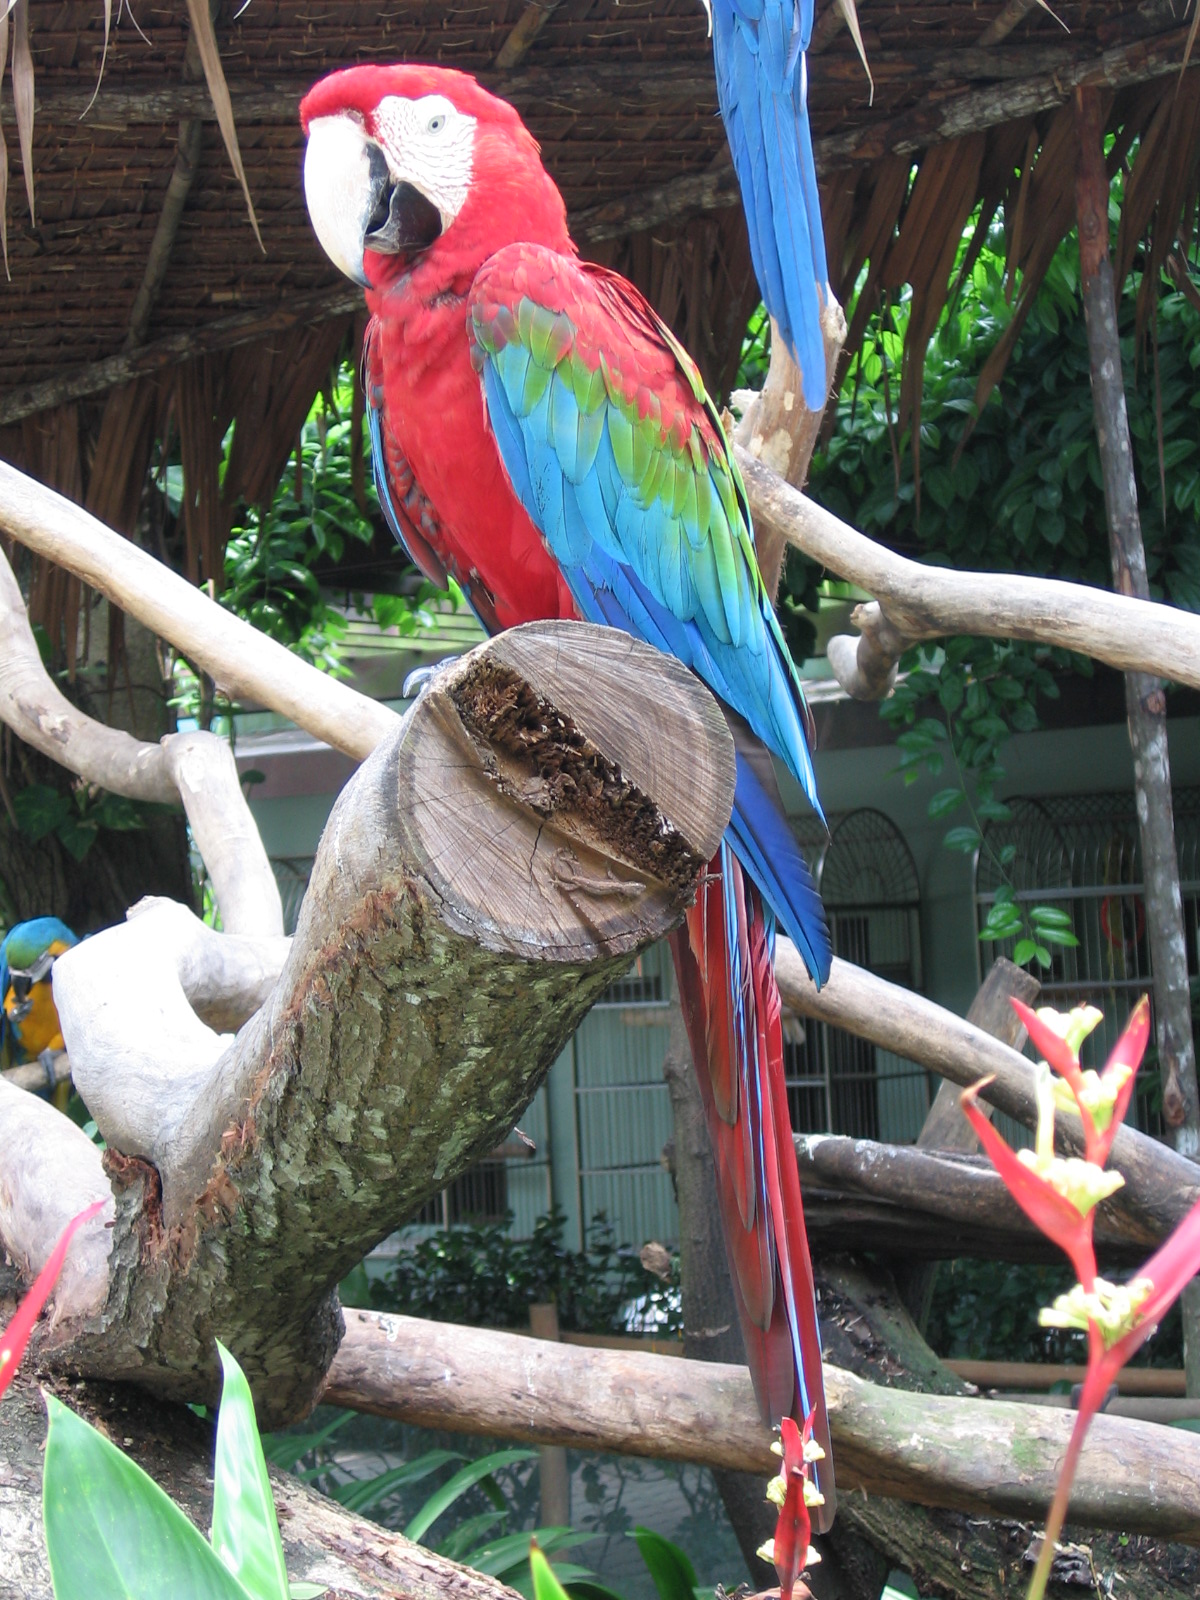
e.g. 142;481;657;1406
403;655;461;699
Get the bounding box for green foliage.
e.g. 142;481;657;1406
11;780;164;864
808;243;1200;590
169;363;454;724
925;1257;1183;1367
363;1208;682;1337
798;231;1200;965
879;635;1081;965
43;1342;321;1600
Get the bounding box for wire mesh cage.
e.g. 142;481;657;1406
786;808;929;1142
974;789;1200;1136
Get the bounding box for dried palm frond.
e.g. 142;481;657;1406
185;0;264;252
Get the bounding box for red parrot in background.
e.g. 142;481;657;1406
300;64;835;1526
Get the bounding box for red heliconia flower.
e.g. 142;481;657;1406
960;1082;1104;1290
760;1412;824;1599
771;1415;812;1600
0;1199;106;1401
1012;996;1149;1166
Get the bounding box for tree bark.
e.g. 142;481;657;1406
793;1137;1153;1264
6;622;733;1429
319;1310;1200;1546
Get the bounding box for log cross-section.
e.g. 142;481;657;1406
31;622;734;1427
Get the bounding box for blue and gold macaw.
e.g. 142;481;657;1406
0;918;78;1075
707;0;830;407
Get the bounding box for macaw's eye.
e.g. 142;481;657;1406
427;112;447;134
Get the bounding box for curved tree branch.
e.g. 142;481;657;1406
0;459;397;761
0;538;282;937
736;451;1200;696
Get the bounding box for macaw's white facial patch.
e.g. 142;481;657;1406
370;94;477;232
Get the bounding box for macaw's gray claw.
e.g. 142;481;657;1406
403;655;461;699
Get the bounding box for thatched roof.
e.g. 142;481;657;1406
0;1;1195;609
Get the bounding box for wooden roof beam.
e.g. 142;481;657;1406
0;62;715;130
817;22;1198;165
976;0;1043;48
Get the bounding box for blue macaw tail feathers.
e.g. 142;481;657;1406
727;748;830;986
712;0;829;408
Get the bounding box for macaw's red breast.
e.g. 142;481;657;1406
370;285;577;629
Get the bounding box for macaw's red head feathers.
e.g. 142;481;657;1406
300;64;572;293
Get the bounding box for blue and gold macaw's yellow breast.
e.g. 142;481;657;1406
0;917;78;1062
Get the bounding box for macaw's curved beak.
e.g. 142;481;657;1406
304;115;443;288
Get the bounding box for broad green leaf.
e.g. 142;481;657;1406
1029;906;1073;928
43;1394;254;1600
630;1527;698;1600
942;826;982;853
470;1526;584;1578
530;1543;573;1600
927;787;964;820
1013;939;1038;966
212;1343;290;1600
403;1448;537;1543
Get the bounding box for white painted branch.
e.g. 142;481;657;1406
736;452;1200;695
50;898;289;1214
0;521;175;802
0;538;283;936
0;460;398;761
161;732;283;938
0;1079;112;1321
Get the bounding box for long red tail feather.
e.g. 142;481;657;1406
670;849;835;1531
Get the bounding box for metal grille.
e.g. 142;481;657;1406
573;941;677;1246
785;808;929;1142
974;789;1200;1135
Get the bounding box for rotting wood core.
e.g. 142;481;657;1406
450;659;705;897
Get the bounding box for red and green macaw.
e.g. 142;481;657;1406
300;65;834;1524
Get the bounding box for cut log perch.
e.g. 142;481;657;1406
12;622;733;1426
323;1310;1200;1545
775;946;1200;1241
735;451;1200;695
